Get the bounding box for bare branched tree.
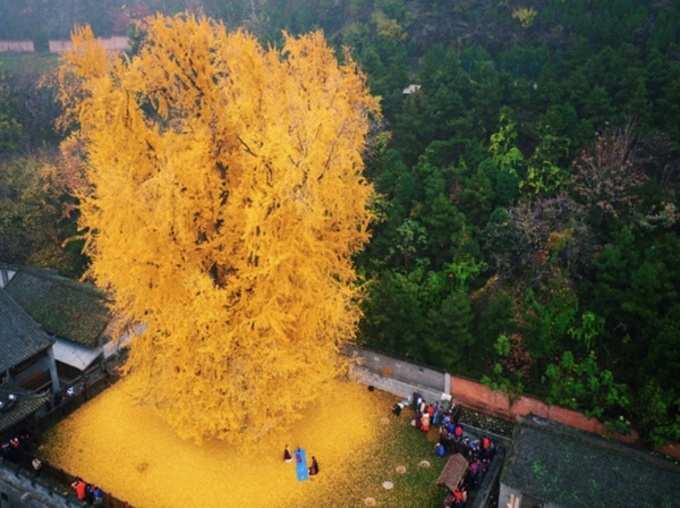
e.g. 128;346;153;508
571;122;647;221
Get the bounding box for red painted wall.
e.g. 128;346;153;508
450;375;675;459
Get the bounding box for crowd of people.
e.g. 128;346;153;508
393;392;498;508
440;434;495;508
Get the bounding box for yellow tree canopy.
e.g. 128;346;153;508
58;15;379;443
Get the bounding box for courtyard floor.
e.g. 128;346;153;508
42;377;447;507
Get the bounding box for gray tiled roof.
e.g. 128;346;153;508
4;266;111;348
501;418;680;508
0;289;53;372
0;388;49;433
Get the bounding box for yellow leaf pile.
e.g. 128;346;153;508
44;378;386;508
57;15;379;443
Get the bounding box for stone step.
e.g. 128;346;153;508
349;366;446;405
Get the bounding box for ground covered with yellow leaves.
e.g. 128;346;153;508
44;378;446;507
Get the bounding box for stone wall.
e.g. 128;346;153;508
0;461;78;508
0;41;34;52
349;365;444;402
48;36;129;53
347;346;448;395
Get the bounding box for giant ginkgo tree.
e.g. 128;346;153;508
58;15;379;443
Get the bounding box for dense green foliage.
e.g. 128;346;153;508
0;155;84;275
1;0;679;445
0;54;78;275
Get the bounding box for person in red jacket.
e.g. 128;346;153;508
421;412;431;432
452;486;467;507
71;478;87;502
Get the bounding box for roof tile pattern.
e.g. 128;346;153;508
0;289;53;372
4;268;110;347
502;419;680;508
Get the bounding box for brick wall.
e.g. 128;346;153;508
451;375;664;455
350;347;679;460
659;442;680;459
450;376;512;417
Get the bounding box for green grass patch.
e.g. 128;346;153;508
313;391;448;507
0;53;59;77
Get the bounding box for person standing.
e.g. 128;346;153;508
481;436;495;462
432;402;441;426
283;444;292;463
452;486;467;507
412;392;422;411
452;403;463;424
421;412;431;432
31;457;42;477
86;483;95;505
93;486;104;506
308;456;319;476
71;478;87;503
